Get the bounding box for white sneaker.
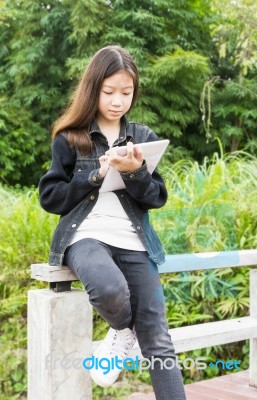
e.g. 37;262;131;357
89;327;136;387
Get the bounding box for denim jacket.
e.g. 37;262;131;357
39;117;168;266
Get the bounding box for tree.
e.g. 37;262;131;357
0;0;72;185
65;0;212;159
202;0;257;153
0;0;217;185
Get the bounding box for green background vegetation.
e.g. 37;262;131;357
1;0;257;399
1;0;257;185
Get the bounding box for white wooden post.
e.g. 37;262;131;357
28;264;93;400
250;268;257;387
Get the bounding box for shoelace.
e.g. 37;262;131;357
106;329;135;359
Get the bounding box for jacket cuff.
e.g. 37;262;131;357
88;169;104;186
120;160;148;181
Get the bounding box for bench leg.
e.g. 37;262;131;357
250;269;257;387
28;289;92;400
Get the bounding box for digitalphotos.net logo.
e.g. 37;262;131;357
45;353;241;375
82;355;207;375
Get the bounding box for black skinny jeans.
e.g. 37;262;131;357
64;238;187;399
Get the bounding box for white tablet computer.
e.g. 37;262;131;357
99;139;169;193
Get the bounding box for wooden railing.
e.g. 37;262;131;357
28;250;257;400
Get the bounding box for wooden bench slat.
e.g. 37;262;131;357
31;250;257;283
159;250;257;273
30;263;78;282
170;316;257;353
92;316;257;357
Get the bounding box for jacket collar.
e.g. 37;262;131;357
89;115;133;143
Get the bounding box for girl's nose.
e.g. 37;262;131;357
111;95;122;106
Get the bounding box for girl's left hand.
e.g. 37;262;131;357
98;155;110;177
106;142;144;173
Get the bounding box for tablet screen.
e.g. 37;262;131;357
99;139;169;193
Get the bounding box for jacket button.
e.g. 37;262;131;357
137;226;141;230
90;195;95;200
92;176;97;182
78;169;82;172
72;224;77;228
129;173;135;178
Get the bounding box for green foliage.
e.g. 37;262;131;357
1;0;257;184
199;0;257;154
152;148;257;326
0;186;58;399
152;151;255;382
213;78;257;152
157;147;257;252
211;0;257;76
144;49;210;138
151;148;257;382
0;0;215;185
0;0;72;185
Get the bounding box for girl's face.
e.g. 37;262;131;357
97;71;134;125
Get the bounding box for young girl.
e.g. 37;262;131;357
39;45;187;400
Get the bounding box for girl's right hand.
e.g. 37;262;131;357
99;155;110;177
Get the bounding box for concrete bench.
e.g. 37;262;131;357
28;250;257;400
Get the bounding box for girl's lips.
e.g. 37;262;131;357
109;110;122;114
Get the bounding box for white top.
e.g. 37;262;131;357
69;192;146;251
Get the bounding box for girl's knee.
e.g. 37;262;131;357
90;279;130;311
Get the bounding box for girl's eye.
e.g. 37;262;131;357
123;92;132;96
103;91;112;95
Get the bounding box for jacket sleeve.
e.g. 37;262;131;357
39;134;103;215
119;131;168;211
